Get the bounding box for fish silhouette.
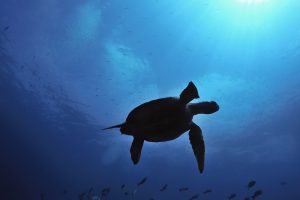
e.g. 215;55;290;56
203;189;212;194
252;190;263;200
179;187;189;192
137;177;148;186
160;184;168;192
247;180;256;190
228;193;236;200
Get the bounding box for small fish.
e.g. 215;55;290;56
137;177;148;186
247;180;256;189
121;184;125;189
252;190;263;200
189;194;199;200
124;191;129;196
203;189;212;194
228;193;236;200
160;184;168;192
149;198;155;200
2;26;9;32
179;187;189;192
281;181;287;186
244;197;250;200
40;193;44;200
63;189;67;194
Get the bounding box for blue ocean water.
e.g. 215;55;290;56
1;0;300;199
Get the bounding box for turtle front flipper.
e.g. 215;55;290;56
180;81;200;105
130;137;144;165
189;123;205;173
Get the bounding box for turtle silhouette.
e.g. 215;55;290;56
103;81;219;173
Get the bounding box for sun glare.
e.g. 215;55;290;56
237;0;270;5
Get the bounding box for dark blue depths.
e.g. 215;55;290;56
0;0;300;199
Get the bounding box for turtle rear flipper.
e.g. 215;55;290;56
189;123;205;173
180;81;200;104
130;137;144;164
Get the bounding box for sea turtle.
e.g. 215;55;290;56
103;81;219;173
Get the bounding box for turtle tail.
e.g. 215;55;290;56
102;123;124;130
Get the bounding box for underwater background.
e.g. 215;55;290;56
1;0;300;199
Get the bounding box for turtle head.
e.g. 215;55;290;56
189;101;219;115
